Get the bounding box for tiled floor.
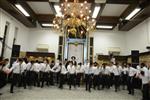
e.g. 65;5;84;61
0;85;141;100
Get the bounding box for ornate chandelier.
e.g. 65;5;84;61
53;0;96;38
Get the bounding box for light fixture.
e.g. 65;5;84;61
125;8;141;20
54;5;62;17
92;6;101;18
96;25;113;29
53;0;96;39
42;23;54;27
15;4;30;17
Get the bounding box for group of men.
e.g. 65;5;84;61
0;57;150;100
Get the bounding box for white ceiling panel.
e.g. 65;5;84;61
27;2;53;14
101;4;128;16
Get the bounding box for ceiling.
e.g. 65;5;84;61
0;0;150;31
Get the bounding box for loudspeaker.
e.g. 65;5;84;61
11;45;20;57
131;50;139;67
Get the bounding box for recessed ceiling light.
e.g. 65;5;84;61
96;25;113;29
42;23;54;27
125;8;141;20
15;4;30;17
92;6;101;18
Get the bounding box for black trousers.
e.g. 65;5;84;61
114;75;120;92
26;71;32;87
142;84;150;100
102;75;110;89
85;74;92;92
93;75;100;90
49;72;54;85
76;73;82;87
41;72;49;88
110;73;114;87
68;74;76;89
10;73;21;93
122;74;127;85
21;72;27;89
59;74;65;89
0;71;7;89
127;76;134;95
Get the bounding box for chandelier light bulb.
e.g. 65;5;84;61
71;13;74;16
67;4;70;7
65;0;68;2
53;21;56;24
86;7;88;10
87;28;89;31
84;1;87;4
81;31;84;34
92;19;95;22
87;16;89;20
61;3;64;7
89;10;91;13
81;3;83;7
80;14;84;18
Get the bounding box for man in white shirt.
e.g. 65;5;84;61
20;58;28;89
101;63;111;89
41;59;51;88
33;60;41;87
127;63;137;95
10;58;23;93
138;63;150;100
67;62;76;90
76;63;84;87
26;60;32;87
83;61;90;91
121;62;128;90
93;62;101;90
59;63;68;89
112;63;122;92
83;62;94;92
52;59;61;84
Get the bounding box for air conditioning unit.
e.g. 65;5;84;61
95;0;106;3
36;44;49;52
108;47;121;56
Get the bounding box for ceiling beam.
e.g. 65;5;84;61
37;14;55;23
16;0;37;21
119;0;150;31
0;0;36;27
49;2;56;14
97;3;105;19
106;0;139;4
